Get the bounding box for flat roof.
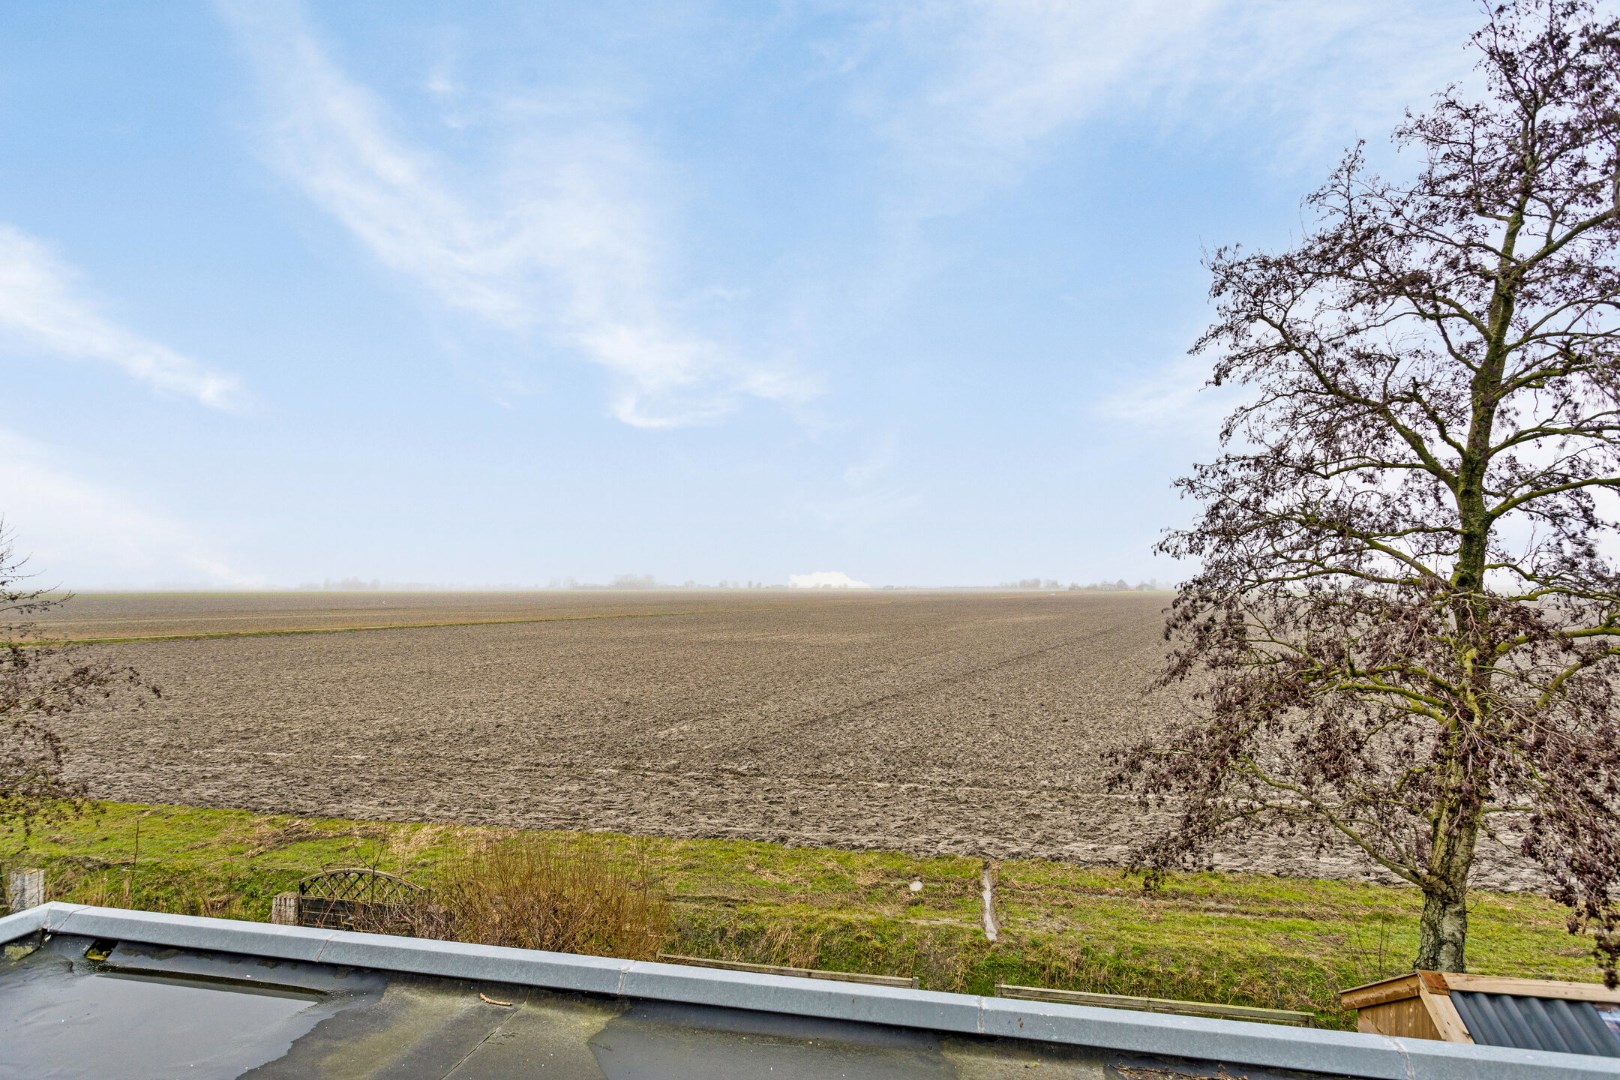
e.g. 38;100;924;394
2;903;1615;1079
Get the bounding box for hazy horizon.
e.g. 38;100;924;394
50;576;1173;594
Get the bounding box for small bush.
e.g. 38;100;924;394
381;833;669;960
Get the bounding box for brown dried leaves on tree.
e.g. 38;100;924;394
0;526;156;838
1107;0;1620;980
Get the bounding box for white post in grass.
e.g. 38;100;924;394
6;868;44;913
980;861;999;944
270;892;300;926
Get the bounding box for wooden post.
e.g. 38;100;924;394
980;860;999;944
6;868;44;913
270;892;300;926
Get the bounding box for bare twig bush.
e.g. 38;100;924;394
1;525;157;839
364;833;670;960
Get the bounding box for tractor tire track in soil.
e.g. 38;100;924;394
50;590;1540;889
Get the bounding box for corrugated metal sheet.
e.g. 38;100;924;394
1450;991;1620;1058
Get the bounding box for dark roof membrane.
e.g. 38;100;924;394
1449;991;1620;1059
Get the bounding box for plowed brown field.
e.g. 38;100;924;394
40;591;1534;886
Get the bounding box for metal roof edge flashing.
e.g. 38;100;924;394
0;901;55;945
6;904;1616;1080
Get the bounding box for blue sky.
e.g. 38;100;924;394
1;1;1488;589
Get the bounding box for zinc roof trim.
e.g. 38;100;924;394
0;902;53;945
11;904;1620;1079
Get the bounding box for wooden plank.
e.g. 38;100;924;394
1339;973;1423;1010
656;953;919;989
297;897;360;929
994;984;1313;1027
1416;981;1473;1043
1419;969;1452;995
1437;972;1620;1004
1357;998;1442;1041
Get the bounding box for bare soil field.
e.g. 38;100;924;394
43;591;1535;887
30;590;703;640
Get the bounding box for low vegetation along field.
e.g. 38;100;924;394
1;802;1596;1028
36;590;1535;889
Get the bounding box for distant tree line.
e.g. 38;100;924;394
544;576;785;590
1000;578;1165;591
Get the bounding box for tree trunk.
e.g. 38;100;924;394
1414;233;1509;975
1415;883;1469;971
1414;810;1479;971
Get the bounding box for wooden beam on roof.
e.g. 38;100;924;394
1435;973;1620;1004
1339;973;1423;1010
1416;976;1474;1043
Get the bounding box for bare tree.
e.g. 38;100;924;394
1;524;155;837
1109;0;1620;980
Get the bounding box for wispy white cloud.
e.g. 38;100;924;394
849;0;1479;219
0;428;257;588
797;487;923;530
843;432;899;488
220;0;810;427
790;431;920;528
861;0;1218;217
844;0;1480;430
0;225;240;408
1093;353;1233;431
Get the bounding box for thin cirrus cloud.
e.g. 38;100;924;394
849;0;1479;221
220;1;812;428
852;0;1223;219
0;428;255;588
0;224;240;408
1093;353;1235;431
808;433;921;528
840;1;1479;426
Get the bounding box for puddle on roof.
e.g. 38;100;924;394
0;936;371;1080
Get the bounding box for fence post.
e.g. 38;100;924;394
6;868;45;913
270;892;300;926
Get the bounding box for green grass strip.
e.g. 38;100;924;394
0;800;1599;1029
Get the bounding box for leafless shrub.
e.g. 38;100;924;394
0;524;157;839
368;833;670;960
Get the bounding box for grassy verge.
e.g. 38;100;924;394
0;801;1598;1028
